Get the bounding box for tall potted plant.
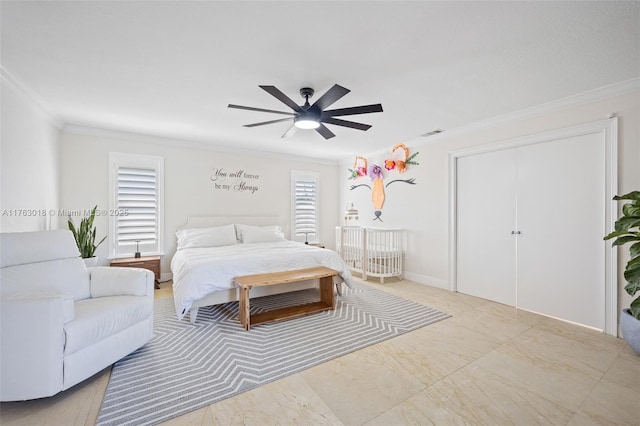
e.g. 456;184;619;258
604;191;640;355
68;205;107;267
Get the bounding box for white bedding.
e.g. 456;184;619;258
171;240;354;319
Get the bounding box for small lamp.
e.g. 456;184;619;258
134;240;141;258
344;202;359;222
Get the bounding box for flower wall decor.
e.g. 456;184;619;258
384;143;419;173
348;156;368;180
369;163;385;213
347;144;419;221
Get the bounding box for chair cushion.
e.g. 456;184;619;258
0;230;90;301
1;258;90;301
63;296;153;356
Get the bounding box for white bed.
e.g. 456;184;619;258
171;216;353;323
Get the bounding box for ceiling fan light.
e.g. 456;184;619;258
294;116;320;130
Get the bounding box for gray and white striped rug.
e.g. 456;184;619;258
97;282;450;425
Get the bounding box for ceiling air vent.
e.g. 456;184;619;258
421;129;444;137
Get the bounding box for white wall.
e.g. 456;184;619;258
0;77;61;232
340;85;640;315
60;129;340;277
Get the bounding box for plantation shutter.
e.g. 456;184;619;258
116;166;158;247
109;153;164;258
291;171;319;242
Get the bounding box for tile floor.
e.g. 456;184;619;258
1;278;638;425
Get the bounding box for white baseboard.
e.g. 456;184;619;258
402;272;449;290
159;272;173;283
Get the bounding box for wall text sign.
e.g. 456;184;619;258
210;168;260;194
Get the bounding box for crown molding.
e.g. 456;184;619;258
410;77;639;148
339;77;639;165
0;65;65;128
63;124;341;166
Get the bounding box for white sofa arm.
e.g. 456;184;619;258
0;294;68;401
88;267;154;298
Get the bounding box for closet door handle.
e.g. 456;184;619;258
511;231;522;235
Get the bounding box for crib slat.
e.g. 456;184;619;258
336;226;403;283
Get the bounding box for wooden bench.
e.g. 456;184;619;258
233;266;340;330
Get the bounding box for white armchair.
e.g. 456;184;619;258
0;230;154;401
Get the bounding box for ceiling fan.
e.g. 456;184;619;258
228;84;383;140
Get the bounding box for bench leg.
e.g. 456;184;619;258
239;286;251;330
320;276;335;309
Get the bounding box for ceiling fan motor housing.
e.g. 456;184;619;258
296;87;320;128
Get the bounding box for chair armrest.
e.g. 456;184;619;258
0;294;67;401
88;267;154;298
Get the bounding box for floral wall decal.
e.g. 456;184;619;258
347;144;419;221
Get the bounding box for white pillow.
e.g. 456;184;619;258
175;224;237;249
236;224;285;243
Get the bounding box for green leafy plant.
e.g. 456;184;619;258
68;206;107;259
604;191;640;320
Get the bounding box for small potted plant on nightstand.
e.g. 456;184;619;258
604;191;640;355
68;205;107;267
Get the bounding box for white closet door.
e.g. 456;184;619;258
457;149;517;305
516;134;605;329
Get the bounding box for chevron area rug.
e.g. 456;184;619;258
97;282;450;425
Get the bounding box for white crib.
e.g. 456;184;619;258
335;226;403;283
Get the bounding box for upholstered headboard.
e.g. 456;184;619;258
177;216;289;238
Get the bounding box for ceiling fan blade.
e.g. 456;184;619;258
321;103;383;117
322;117;372;131
310;84;350;111
259;86;303;112
281;124;297;138
228;104;295;116
315;123;336;140
243;117;293;128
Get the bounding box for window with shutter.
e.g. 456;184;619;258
109;153;164;258
291;171;319;243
